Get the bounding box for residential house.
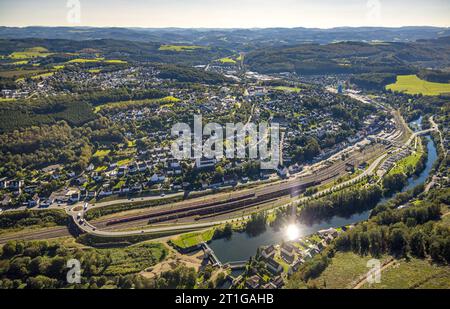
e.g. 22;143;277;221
266;258;283;274
76;176;88;186
8;180;24;191
278;167;290;179
1;195;12;207
195;158;216;169
271;276;284;289
223;174;237;186
0;178;8;189
261;282;277;289
245;275;262;289
117;167;127;177
39;198;54;208
28;194;40;208
318;228;339;238
69;192;80;204
289;258;305;275
138;162;148;173
300;250;313;261
281;243;295;264
24;185;38;194
261;245;276;259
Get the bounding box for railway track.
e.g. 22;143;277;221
0;226;70;244
90;144;386;230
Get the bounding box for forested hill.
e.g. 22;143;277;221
245;38;450;75
0;26;449;48
0;38;232;66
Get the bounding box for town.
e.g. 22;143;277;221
0;9;449;295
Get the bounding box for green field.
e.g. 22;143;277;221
31;72;54;80
217;57;237;64
116;158;132;167
9;47;53;59
67;58;105;63
286;252;390;289
0;98;16;102
159;45;206;52
93;149;111;158
104;59;127;64
171;229;215;249
99;242;167;276
361;258;450;289
386;75;450;96
94;96;180;112
12;60;29;65
321;252;390;289
95;165;108;172
273;86;302;93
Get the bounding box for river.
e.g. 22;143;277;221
208;118;438;264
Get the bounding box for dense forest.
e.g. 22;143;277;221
0;97;95;133
418;69;450;83
0;117;126;175
298;185;383;224
246;38;450;75
0;210;67;231
156;64;231;85
0;240;169;289
350;73;397;90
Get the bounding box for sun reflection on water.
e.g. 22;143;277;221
285;224;300;241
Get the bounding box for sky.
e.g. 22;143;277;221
0;0;449;28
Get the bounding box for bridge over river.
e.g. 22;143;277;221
201;242;223;267
201;242;248;269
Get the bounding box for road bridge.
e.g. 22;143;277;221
225;261;248;270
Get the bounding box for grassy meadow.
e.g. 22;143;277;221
159;45;206;52
386;75;450;96
361;258;450;289
170;229;215;249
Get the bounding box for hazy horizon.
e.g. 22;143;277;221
1;25;449;30
1;0;449;28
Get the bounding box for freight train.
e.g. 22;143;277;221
105;180;321;226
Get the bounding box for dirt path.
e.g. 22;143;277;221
140;243;206;279
352;259;396;289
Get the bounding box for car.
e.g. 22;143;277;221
161;193;166;197
0;208;3;214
